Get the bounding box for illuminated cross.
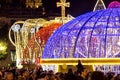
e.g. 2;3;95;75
57;0;70;18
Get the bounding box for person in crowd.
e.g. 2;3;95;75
65;68;77;80
105;72;115;80
76;67;88;80
76;60;88;80
22;69;30;80
114;74;120;80
89;71;105;80
5;72;14;80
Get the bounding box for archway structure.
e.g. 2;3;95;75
41;1;120;73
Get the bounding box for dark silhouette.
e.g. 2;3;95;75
65;68;76;80
90;71;105;80
76;60;84;73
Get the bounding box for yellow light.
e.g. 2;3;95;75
0;46;7;51
40;58;120;65
0;41;7;54
35;5;39;8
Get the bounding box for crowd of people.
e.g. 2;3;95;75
0;61;120;80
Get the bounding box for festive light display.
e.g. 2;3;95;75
35;22;62;44
93;0;106;11
0;41;7;59
108;1;120;8
94;65;120;75
43;1;120;58
9;19;47;67
57;0;70;18
23;22;62;63
26;0;42;8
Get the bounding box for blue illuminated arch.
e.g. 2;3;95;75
42;8;120;58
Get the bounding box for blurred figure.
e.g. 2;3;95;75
89;71;105;80
5;72;13;80
65;68;76;80
105;72;115;80
76;60;84;73
76;60;88;80
76;68;88;80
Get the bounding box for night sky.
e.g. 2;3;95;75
0;0;119;17
43;0;118;17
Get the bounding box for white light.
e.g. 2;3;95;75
30;28;35;33
16;59;23;69
117;41;120;46
11;24;20;32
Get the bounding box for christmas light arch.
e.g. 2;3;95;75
43;1;120;59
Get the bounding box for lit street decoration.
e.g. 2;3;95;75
11;24;20;32
57;0;70;18
43;1;120;58
26;0;42;8
93;0;106;11
0;41;7;59
23;22;62;62
9;19;46;68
